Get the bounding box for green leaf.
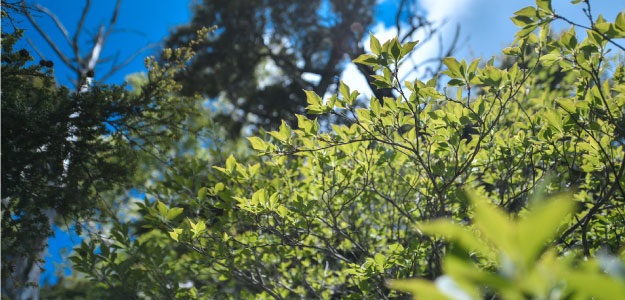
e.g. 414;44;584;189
540;53;561;66
544;108;563;132
269;121;292;143
556;98;576;113
468;59;479;75
189;220;206;238
420;221;491;257
514;6;537;17
594;15;611;34
539;23;550;43
390;38;402;60
565;272;625;300
518;194;575;264
447;79;465;87
388;279;453;300
511;16;533;27
469;191;515;257
353;54;378;66
169;228;182;242
401;40;419;57
304;90;322;106
442;57;462;78
369;32;382;55
252;189;267;207
339;81;351;103
616;12;625;31
225;154;237;173
561;31;577;50
374;253;386;268
198;187;208;200
502;47;521;56
268;192;279;209
279;120;291;141
247;136;267;151
370;97;382;116
535;0;552;12
157;201;168;218
167;207;184;220
295;114;313;132
372;79;392;89
515;24;538;37
356;108;372;122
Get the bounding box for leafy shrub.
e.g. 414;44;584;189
70;1;625;298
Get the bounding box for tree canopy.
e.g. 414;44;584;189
66;1;625;299
3;0;625;299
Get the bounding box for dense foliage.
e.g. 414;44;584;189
0;17;213;298
63;1;625;299
3;0;625;299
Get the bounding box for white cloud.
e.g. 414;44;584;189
420;0;473;22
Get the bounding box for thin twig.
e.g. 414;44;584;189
34;4;72;46
24;5;77;71
100;42;158;82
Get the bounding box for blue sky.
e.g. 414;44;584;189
18;0;621;88
15;0;622;286
16;0;192;86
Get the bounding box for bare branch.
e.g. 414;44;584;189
26;38;47;60
103;0;122;42
67;75;78;87
24;5;77;72
100;42;158;82
395;0;408;38
74;0;91;66
34;4;72;46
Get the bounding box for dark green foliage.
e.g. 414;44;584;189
1;30;134;292
1;22;212;297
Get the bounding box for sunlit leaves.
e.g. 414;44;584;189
268;120;292;143
189;219;206;238
247;136;268;151
69;2;625;299
514;6;538;18
352;54;378;66
304;89;327;114
369;32;382;55
535;0;552;13
169;228;183;242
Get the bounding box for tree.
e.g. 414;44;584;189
0;8;213;297
166;0;460;134
68;0;625;299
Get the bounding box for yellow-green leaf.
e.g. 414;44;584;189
247;136;267;151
